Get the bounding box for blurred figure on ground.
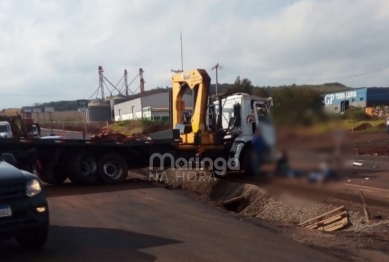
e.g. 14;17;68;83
274;150;300;178
250;127;267;177
308;159;338;183
82;129;86;140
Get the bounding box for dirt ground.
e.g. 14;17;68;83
143;168;389;262
137;128;389;262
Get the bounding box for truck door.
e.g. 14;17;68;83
252;101;276;148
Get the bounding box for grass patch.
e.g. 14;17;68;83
282;118;386;135
343;119;384;129
110;119;169;135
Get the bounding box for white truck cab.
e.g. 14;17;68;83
0;121;13;138
32;124;40;138
214;93;276;172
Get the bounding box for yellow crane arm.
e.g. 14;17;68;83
171;69;210;133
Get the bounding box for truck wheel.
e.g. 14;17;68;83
33;166;68;185
33;166;49;184
16;223;49;250
97;154;128;184
241;148;254;177
68;153;97;185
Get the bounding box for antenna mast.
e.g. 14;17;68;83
170;33;184;74
180;32;184;71
212;63;222;96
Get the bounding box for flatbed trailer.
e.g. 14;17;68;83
0;130;181;185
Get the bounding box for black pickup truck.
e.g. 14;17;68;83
0;153;49;249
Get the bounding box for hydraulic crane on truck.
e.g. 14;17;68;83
171;69;224;152
0;67;276;187
167;68;276;174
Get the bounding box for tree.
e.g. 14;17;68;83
252;87;269;97
225;76;254;95
270;87;323;126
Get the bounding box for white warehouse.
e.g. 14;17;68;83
113;90;193;121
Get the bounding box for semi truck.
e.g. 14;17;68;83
0;108;35;139
0;69;276;186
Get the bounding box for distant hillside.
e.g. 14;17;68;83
210;82;352;96
24;80;352;111
25;100;81;112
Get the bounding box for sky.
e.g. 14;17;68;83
0;0;388;108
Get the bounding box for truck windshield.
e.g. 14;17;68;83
253;103;270;124
0;125;9;132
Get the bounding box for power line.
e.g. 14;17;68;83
305;66;389;82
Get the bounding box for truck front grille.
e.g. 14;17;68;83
0;183;26;201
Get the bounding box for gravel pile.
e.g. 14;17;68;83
344;210;389;233
147;168;389;233
240;184;335;224
161;169;219;195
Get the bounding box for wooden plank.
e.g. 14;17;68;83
222;196;245;206
299;206;345;226
317;217;349;232
326;217;349;232
306;211;347;229
360;191;371;222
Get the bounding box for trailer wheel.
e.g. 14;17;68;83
33;166;68;185
67;153;97;185
97;154;128;184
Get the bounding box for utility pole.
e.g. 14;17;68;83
212;63;222;96
343;87;347;113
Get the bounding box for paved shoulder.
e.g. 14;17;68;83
0;182;343;262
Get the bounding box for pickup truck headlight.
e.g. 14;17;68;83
26;179;42;197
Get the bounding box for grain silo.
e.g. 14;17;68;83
87;100;111;123
109;95;127;107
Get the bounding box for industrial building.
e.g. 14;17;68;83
84;66;194;123
322;87;389;113
113;90;193;121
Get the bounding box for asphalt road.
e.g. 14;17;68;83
40;128;91;140
0;182;343;262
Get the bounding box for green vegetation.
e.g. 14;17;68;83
29;75;386;134
340;107;372;121
29;100;80;111
110;119;169;135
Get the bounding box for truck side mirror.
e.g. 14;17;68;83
2;153;17;167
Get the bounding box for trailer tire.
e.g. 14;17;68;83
97;154;128;184
33;166;68;185
67;153;97;185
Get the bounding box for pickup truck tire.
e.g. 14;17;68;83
97;154;128;184
15;223;49;250
67;153;97;185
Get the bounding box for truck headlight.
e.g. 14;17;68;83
26;179;42;197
